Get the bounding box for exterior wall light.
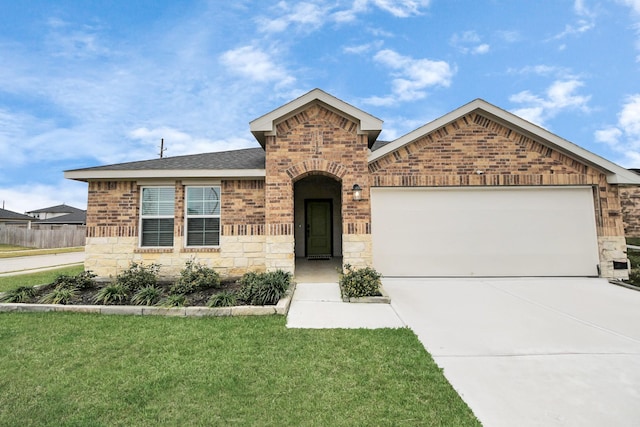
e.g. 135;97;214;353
352;184;362;201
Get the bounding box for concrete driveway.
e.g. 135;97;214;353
383;278;640;427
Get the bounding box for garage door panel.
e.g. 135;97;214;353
371;187;600;277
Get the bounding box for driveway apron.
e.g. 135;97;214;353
383;277;640;427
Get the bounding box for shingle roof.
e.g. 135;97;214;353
35;211;86;224
67;147;266;172
27;204;85;214
370;140;391;152
0;208;33;221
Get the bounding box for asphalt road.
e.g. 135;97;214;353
0;252;85;276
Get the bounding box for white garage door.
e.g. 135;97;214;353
371;187;600;277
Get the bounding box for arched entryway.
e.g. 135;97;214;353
293;174;343;280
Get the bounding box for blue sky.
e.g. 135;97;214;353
1;0;640;213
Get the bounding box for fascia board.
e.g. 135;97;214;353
64;169;266;182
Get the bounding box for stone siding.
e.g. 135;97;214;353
620;185;640;238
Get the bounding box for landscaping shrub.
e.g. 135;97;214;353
131;286;162;306
207;291;237;307
115;262;159;292
39;287;78;305
339;264;382;298
238;270;291;305
0;286;36;303
629;268;640;286
51;270;96;290
161;294;186;307
93;283;129;305
170;260;220;295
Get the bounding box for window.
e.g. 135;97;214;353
140;187;175;247
186;186;221;246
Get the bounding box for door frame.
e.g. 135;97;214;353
304;198;333;257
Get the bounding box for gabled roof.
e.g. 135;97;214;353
0;208;33;221
65;147;266;181
250;88;383;148
27;204;85;215
369;98;640;185
35;211;86;224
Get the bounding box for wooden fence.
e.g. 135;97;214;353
0;225;86;248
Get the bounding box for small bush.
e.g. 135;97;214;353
0;286;36;303
131;286;162;306
171;260;220;295
115;262;159;292
161;294;186;307
51;270;96;290
207;291;237;307
339;264;382;298
93;284;129;305
629;268;640;285
238;270;292;305
39;287;78;305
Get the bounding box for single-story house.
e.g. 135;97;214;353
0;208;34;226
65;89;640;280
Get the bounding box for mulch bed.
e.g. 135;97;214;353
21;279;246;307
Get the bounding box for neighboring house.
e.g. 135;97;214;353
620;169;640;238
27;204;86;225
65;89;640;280
0;208;34;226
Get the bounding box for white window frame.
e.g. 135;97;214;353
139;186;175;248
184;185;221;248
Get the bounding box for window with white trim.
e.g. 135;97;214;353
140;187;175;247
186;186;221;246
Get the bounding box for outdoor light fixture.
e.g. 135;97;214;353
352;184;362;201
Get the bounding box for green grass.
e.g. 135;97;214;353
0;244;34;251
0;265;85;292
0;313;479;426
0;246;84;258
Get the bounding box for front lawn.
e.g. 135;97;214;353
0;313;479;426
0;265;84;292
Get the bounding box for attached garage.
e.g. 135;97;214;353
371;186;600;277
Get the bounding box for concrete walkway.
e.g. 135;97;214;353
0;252;85;276
286;282;405;329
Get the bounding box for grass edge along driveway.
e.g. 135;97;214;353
0;313;480;426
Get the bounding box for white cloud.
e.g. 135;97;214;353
550;0;596;40
259;0;431;32
450;31;490;55
594;94;640;166
364;49;454;105
509;79;591;126
219;45;296;87
342;41;384;54
617;0;640;14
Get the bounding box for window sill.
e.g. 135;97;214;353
181;247;221;253
135;248;174;253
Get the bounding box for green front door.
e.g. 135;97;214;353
306;200;332;257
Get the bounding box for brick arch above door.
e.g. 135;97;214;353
286;159;348;181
